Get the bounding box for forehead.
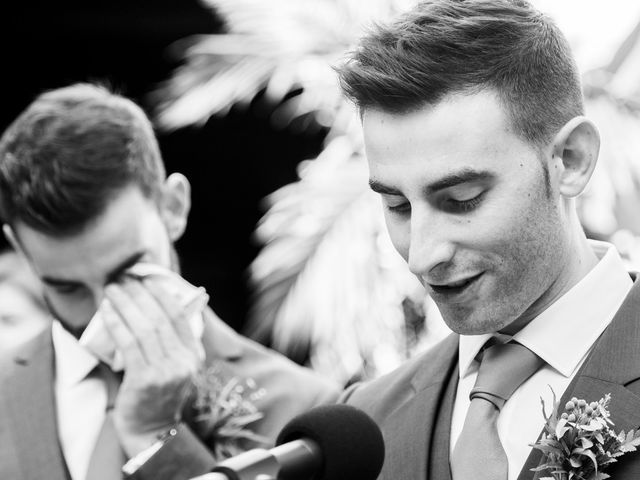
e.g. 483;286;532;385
14;187;165;281
362;91;539;188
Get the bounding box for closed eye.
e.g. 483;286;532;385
44;282;82;295
440;191;485;213
52;284;81;295
386;202;411;214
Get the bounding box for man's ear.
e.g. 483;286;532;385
160;173;191;242
551;116;600;198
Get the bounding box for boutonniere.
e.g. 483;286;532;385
190;364;270;460
531;390;640;480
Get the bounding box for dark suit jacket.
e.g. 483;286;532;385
0;310;339;480
342;280;640;480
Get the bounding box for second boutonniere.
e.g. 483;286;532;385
189;364;270;460
530;390;640;480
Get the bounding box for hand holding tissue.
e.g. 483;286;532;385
79;262;208;371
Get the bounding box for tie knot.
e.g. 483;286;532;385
91;362;122;411
470;342;543;410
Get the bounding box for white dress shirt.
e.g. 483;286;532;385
450;240;633;480
52;321;105;480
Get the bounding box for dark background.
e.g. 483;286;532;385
2;0;327;333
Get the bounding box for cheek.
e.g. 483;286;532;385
384;214;410;261
467;185;551;253
45;290;96;326
148;240;173;269
483;194;563;287
142;224;174;268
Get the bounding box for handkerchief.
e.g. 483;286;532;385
79;263;208;371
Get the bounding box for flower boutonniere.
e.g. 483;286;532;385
531;390;640;480
190;364;270;460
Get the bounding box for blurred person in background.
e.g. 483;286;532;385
0;248;50;350
337;0;640;479
0;83;338;480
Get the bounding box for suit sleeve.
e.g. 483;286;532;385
124;423;216;480
123;318;341;480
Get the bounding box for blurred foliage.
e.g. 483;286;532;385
152;0;640;385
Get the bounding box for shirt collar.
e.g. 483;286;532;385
52;320;99;387
459;240;632;379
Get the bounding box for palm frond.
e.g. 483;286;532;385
151;0;417;132
246;136;429;383
579;94;640;238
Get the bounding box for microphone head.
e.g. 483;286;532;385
276;404;385;480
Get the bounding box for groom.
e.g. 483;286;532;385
337;0;640;479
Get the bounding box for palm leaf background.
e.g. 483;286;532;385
151;0;414;135
152;0;640;385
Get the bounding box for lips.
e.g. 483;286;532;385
428;273;483;298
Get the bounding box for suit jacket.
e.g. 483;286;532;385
342;280;640;480
0;309;339;480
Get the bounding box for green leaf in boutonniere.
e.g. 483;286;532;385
531;389;640;480
190;364;270;460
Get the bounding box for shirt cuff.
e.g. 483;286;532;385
122;423;217;480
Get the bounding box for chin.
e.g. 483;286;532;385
441;309;508;336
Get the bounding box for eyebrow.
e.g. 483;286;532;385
41;251;147;287
369;180;401;195
369;169;495;196
425;169;495;194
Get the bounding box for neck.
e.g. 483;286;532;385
501;230;599;336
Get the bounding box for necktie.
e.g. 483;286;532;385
85;362;126;480
451;342;544;480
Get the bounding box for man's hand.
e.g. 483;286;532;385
102;275;206;457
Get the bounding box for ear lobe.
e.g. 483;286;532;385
552;116;600;198
160;173;191;242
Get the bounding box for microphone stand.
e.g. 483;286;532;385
192;439;320;480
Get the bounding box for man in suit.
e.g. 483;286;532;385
337;1;640;479
0;83;339;480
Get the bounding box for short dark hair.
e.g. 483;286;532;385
0;83;166;236
337;0;584;147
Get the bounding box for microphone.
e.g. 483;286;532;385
190;403;385;480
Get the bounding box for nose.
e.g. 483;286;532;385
85;285;106;319
406;208;456;279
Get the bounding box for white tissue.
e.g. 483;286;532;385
79;263;208;371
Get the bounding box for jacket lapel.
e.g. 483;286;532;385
428;359;459;480
519;280;640;480
2;329;70;480
381;334;458;480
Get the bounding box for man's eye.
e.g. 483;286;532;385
52;284;80;295
386;202;411;214
442;192;485;213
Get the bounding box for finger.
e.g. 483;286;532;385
141;276;207;353
104;283;165;365
100;297;147;370
119;277;188;357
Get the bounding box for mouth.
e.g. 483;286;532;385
428;273;483;299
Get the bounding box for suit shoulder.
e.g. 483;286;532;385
205;321;339;399
235;335;340;402
340;334;458;422
201;317;340;442
0;329;51;383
